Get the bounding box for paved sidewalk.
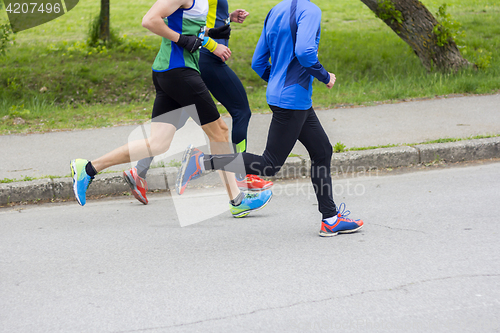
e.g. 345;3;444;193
0;94;499;205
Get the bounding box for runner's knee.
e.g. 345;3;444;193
148;137;171;156
310;142;333;165
233;108;251;124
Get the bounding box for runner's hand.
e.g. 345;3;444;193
208;24;231;39
213;44;232;62
230;9;249;23
176;34;203;53
326;73;336;89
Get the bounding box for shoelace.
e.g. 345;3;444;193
245;175;257;182
337;203;351;218
245;192;259;199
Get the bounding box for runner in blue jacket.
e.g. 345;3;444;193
252;0;330;109
177;0;364;236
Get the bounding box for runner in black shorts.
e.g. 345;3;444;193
70;0;272;217
126;3;272;206
151;68;220;127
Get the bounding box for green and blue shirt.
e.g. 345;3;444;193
152;0;209;73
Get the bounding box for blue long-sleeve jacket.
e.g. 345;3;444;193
251;0;329;110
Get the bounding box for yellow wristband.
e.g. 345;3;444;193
203;37;218;53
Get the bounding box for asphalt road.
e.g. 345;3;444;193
1;162;499;332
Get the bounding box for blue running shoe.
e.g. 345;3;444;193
70;159;93;206
176;145;204;195
230;190;273;218
319;203;363;237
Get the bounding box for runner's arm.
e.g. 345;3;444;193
202;37;219;52
142;0;192;43
199;29;231;61
295;6;330;84
205;39;232;61
251;24;271;82
202;0;230;59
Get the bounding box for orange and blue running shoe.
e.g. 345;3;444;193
236;174;273;191
230;190;273;218
176;144;204;195
319;203;364;237
70;158;93;206
123;167;148;205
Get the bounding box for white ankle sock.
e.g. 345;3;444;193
324;215;338;225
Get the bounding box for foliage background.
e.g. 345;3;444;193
0;0;499;134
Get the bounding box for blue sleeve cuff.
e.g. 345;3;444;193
304;61;330;84
261;65;271;82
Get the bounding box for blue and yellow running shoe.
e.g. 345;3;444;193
230;190;273;218
319;203;363;237
70;159;93;206
176;144;204;195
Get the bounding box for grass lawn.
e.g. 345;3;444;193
1;0;499;135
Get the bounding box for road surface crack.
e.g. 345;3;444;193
370;223;427;234
112;273;500;333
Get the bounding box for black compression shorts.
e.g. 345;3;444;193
151;68;220;127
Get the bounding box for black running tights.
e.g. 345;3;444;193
204;105;337;219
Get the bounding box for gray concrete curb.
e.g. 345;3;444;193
333;137;499;170
1;137;499;205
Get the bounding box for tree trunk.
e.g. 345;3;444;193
360;0;472;71
99;0;110;42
